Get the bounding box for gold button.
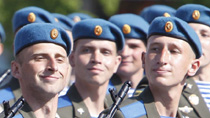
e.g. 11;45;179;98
163;12;171;17
192;10;200;20
165;21;173;32
122;24;131;34
94;25;103;36
51;28;59;39
28;12;36;23
73;16;81;23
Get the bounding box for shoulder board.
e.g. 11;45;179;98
0;87;15;103
13;114;23;118
58;95;72;108
120;100;146;117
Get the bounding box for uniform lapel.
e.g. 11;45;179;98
181;78;210;117
68;84;92;118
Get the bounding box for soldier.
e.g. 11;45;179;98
113;17;201;117
108;13;149;97
10;23;71;118
52;13;75;96
0;6;61;110
57;18;124;118
140;4;176;24
176;4;210;117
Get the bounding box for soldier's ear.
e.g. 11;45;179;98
188;59;200;76
113;55;122;73
11;60;21;79
69;52;75;67
142;52;146;69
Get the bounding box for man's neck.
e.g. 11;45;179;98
118;69;144;89
193;63;210;82
75;81;108;116
23;92;58;118
150;85;183;117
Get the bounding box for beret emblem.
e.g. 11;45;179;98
165;21;173;32
163;12;171;17
94;25;103;36
51;28;59;39
192;10;200;20
73;16;81;23
122;24;131;34
28;12;36;23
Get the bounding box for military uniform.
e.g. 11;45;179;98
57;84;109;118
0;78;21;113
109;74;123;92
133;76;148;97
179;78;210;118
132;74;210;118
114;87;183;118
10;102;36;118
108;75;148;98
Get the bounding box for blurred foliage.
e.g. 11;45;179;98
99;0;121;16
0;0;81;53
1;0;210;63
0;0;121;55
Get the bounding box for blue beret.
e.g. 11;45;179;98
52;13;75;31
67;13;92;23
12;6;58;33
14;23;72;56
176;4;210;27
0;23;6;43
148;17;202;59
72;18;125;51
109;13;149;41
140;4;176;23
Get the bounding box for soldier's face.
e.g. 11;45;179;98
12;43;70;96
143;35;199;88
117;38;146;76
70;39;121;86
189;23;210;67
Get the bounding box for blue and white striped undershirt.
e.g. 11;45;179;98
195;80;210;111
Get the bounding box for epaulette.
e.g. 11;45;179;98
58;95;72;108
0;87;15;103
120;100;146;117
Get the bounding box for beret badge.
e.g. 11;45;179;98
122;24;131;34
192;10;200;20
165;21;173;32
73;16;81;23
28;12;36;23
94;25;103;36
50;28;59;39
163;12;171;17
